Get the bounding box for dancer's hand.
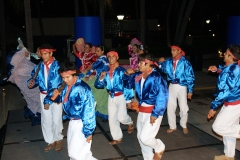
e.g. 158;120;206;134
44;104;50;110
158;57;165;62
187;93;193;99
208;66;217;72
51;89;60;101
100;72;106;80
25;51;29;57
86;135;92;143
207;109;216;119
126;68;135;75
150;116;157;126
28;80;34;88
126;102;132;109
53;89;59;96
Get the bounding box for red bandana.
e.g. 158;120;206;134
171;46;185;56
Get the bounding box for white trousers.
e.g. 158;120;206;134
40;93;63;144
167;83;189;129
212;105;240;157
108;94;133;140
67;119;96;160
137;112;165;160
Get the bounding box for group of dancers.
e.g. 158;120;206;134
5;37;240;160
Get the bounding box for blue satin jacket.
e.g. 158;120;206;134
95;66;134;101
211;63;240;110
59;76;96;138
28;60;62;105
86;55;109;77
158;56;195;93
123;69;168;118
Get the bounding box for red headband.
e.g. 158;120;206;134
143;59;159;67
40;49;56;53
171;46;185;56
107;51;118;57
60;70;76;77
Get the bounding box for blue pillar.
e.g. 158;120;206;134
74;16;102;69
227;16;240;46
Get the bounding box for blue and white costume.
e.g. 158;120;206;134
28;60;63;144
123;69;168;159
85;55;109;77
158;56;195;130
95;66;134;141
211;63;240;158
59;75;96;160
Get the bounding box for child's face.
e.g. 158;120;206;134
95;47;104;57
41;51;52;62
132;46;138;53
61;74;76;86
84;44;91;53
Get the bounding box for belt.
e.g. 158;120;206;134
224;100;240;106
172;82;178;84
72;118;80;120
139;106;154;113
40;91;47;94
114;92;123;96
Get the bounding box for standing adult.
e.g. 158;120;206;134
208;44;240;160
158;45;195;134
95;51;134;145
28;44;63;151
124;53;168;160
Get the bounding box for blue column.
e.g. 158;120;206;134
74;16;102;69
227;16;240;46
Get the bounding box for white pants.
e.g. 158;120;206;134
212;105;240;157
167;83;189;129
137;112;165;160
40;93;63;144
108;94;133;140
67;119;96;160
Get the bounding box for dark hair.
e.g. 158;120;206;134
39;43;54;49
96;45;104;51
138;53;156;68
59;61;78;76
132;44;139;49
228;44;240;60
85;43;92;48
